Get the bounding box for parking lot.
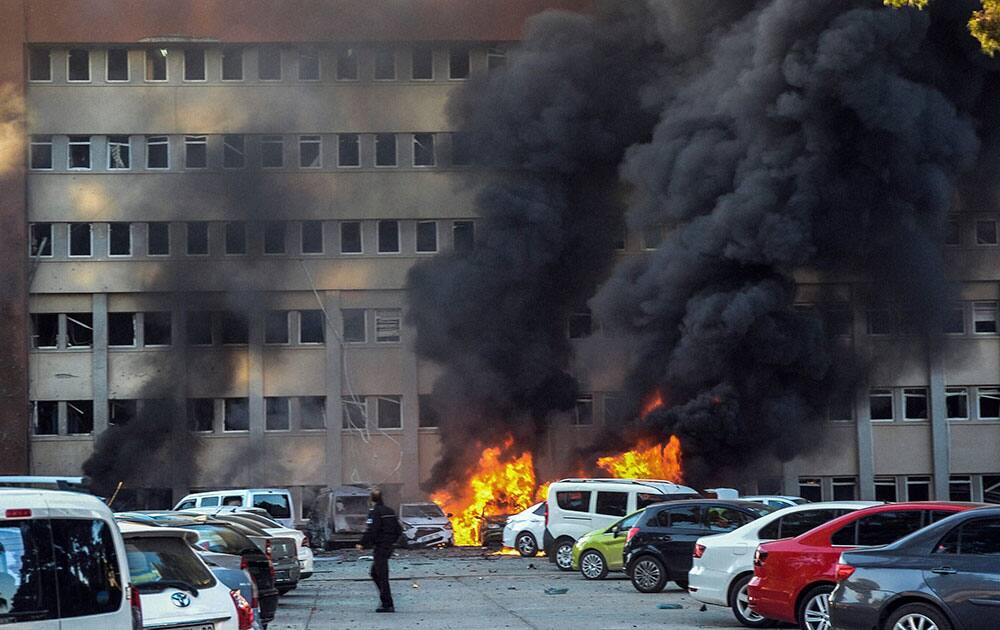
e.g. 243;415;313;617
272;548;743;630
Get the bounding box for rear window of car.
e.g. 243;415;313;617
832;510;927;546
705;506;755;532
556;491;591;513
654;505;702;529
200;496;220;507
252;493;291;519
125;536;215;592
186;524;253;554
934;517;1000;555
532;503;546;516
760;509;845;540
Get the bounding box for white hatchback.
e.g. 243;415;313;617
501;502;546;556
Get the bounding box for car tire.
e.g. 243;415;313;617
515;531;538;557
630;555;668;593
579;549;608;580
884;603;953;630
797;584;834;630
729;574;776;628
554;538;575;571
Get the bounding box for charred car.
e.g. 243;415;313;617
306;485;371;549
399;502;454;547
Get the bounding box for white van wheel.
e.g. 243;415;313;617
554;538;575;571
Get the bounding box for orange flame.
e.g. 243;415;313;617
595;435;683;483
641;389;665;418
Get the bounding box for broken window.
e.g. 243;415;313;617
300;396;326;429
903;388;928;420
945;217;961;246
107;48;129;81
419;395;439;428
874;476;897;502
832;477;858;501
30;135;52;170
342;309;366;343
29;48;51;81
944;303;965;334
411;46;433;80
375;133;397;167
109;399;137;426
108;222;131;256
377;220;399;253
978;387;1000;419
145;48;168;81
413;133;435;166
301;221;323;254
225;222;246;255
974;302;997;333
186;311;213;345
34;401;58;435
183;49;205;81
449;46;470;79
258;47;282;80
377;395;402;429
143;311;172;346
221;312;248;345
947;387;968;419
264;222;286;254
574;396;594;425
223;134;245;168
642;225;663;250
604;395;629;425
68;49;90;81
375;309;401;343
187;399;215;431
340;221;362;253
869;388;894;421
146;135;169;169
336;48;358;80
949;475;972;501
374;48;396;80
568;311;592;339
487;46;506;73
108;135;130;169
222;47;243;80
976;219;997;245
108;312;136;346
416;221;437;253
69;223;92;257
798;477;823;502
264;310;289;344
185;135;207;168
453;220;475;253
338;133;360;167
147;222;169;255
67;400;94;434
451;133;471;166
906;476;931;501
866;309;893;335
224;398;250;431
260;135;284;168
68;135;91;170
299;135;321;168
186;222;209;255
66;313;93;348
298;48;320;80
342;396;366;429
29;223;52;257
299;310;325;344
265;397;290;431
31;314;58;349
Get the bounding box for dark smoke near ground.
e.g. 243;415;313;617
409;0;995;489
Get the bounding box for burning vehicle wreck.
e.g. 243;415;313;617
398;502;454;547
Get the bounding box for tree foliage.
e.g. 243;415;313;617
885;0;1000;55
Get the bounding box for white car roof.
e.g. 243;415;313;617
699;500;881;543
550;478;698;494
118;520;199;544
0;488;111;515
181;488;290;498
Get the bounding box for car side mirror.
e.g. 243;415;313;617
613;528;622;538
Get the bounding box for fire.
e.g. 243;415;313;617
596;435;683;483
641;389;665;417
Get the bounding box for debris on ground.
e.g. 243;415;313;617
544;587;568;595
412;582;420;589
657;603;682;610
699;604;707;612
358;555;373;561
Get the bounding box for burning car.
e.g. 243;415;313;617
399;502;454;547
305;485;371;549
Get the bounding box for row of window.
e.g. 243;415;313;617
28;45;501;84
865;386;1000;422
791;302;1000;337
946;215;1000;247
29;133;469;171
28;220;475;258
798;474;1000;503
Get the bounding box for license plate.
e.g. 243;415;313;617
416;533;442;543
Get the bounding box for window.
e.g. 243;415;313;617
416;221;438;253
184;135;207;168
976;219;997;245
31;314;58;349
29;48;51;81
107;48;129;81
147;222;170;256
413;133;435;166
34;400;58;434
108;312;136;346
798;477;823;502
451;132;472;166
974;302;998;333
568;311;592;339
419;395;439;428
573;396;593;426
642;225;663;250
336;48;358;80
67;49;90;81
449;46;470;79
903;388;927;420
186;311;213;345
342;309;366;342
298;135;322;168
555;491;590;513
68;135;91;170
109;399;137;426
225;222;246;255
412;46;433;80
223;134;245;168
377;395;402;429
867;309;893;335
453;220;475;253
264;311;289;344
944;303;965;334
30;135;52;170
67;400;93;434
265;397;290;431
604;395;628;425
145;48;168;81
938;518;1000;555
949;475;973;501
200;497;220;507
66;313;93;348
705;506;752;532
338;133;360;166
107;135;130;169
50;518;125;618
108;222;132;256
832;477;858;500
375;309;401;343
340;221;362;253
342;396;367;429
375;134;397;166
374;48;396;80
851;510;925;546
595;491;628;517
221;312;248;345
224;398;250;431
906;476;931;501
487;46;506;72
986;476;1000;504
869;388;894;421
664;506;701;529
264;222;286;254
146;135;169;169
183;49;206;81
188;399;214;431
978;387;1000;419
186;222;209;255
258;47;282;80
294;221;322;255
946;387;968;419
945;217;961;246
875;476;898;502
761;509;844;540
69;223;92;257
297;48;320;80
300;396;326;429
828;393;853;423
143;311;172;346
299;310;325;344
378;220;400;253
260;135;284;168
221;47;243;80
29;223;52;257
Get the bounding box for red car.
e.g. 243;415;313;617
747;502;981;630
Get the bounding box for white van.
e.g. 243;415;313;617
174;489;296;528
0;488;139;629
543;478;701;570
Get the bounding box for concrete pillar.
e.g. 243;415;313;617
401;304;421;500
91;294;109;435
852;295;875;500
248;306;265;486
171;299;189;503
324;292;344;489
928;345;950;500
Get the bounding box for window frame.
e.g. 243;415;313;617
144;48;169;82
223;397;251;432
946;387;969;420
146;135;170;170
184;135;208;169
107;222;133;258
902;387;928;421
374;133;398;167
67;48;91;82
340;221;363;254
185;222;210;256
448;46;471;80
183;48;207;82
341;309;367;344
142;311;172;347
263;221;287;255
68;223;93;258
411;46;434;80
975;218;998;246
335;48;359;81
224;221;247;256
107;135;131;170
337;133;361;167
221;47;244;81
29;135;53;170
29;48;52;82
301;220;324;255
416;220;438;253
257;46;282;81
976;386;1000;420
264;310;291;345
373;47;397;81
29;222;53;257
265;396;291;432
573;396;594;426
412;133;435;167
147;222;170;256
973;302;998;335
298;135;322;169
107;311;137;348
869;388;895;422
67;135;92;171
374;309;402;344
299;396;327;431
260;135;285;169
377;219;400;254
297;48;321;81
106;48;130;82
298;310;325;345
376;395;402;429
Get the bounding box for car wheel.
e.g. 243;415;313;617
884;603;953;630
579;549;608;580
554;538;575;571
630;556;668;593
515;531;538;557
730;574;775;628
797;584;834;630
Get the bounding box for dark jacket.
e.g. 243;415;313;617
359;503;400;550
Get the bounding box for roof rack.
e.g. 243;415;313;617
555;478;684;486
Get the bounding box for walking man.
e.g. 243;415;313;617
357;488;400;612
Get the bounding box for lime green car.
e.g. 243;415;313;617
571;510;645;580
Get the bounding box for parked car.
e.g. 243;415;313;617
174;489;296;528
624;499;774;593
502;502;546;557
189;507;315;579
305;485;371;549
748;502;983;630
206;561;264;630
120;521;252;629
0;488;137;629
742;495;809;509
398;502;453;547
572;510;644;580
688;501;878;627
479;513;508;547
198;516;300;595
830;506;1000;630
544;478;701;570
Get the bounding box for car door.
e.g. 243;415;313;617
659;505;703;578
925;516;1000;629
0;518;60;629
593;491;629;531
555;490;593;539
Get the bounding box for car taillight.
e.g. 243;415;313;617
230;589;255;630
835;563;856;582
240;554;249;571
544;502;549;527
128;584;143;630
754;548;768;567
5;509;31;518
265;540;276;578
693;544;706;559
626;527;640;543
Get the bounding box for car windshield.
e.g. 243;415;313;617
184;524;254;554
125;536;215;593
335;496;369;514
252;494;291;519
610;511;643;532
401;504;445;519
745;504;777;517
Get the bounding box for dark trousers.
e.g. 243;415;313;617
371;547;394;608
